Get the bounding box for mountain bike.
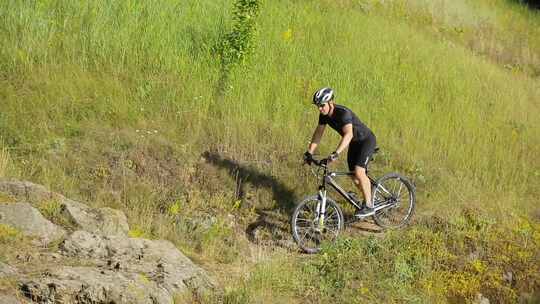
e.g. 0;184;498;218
291;149;416;253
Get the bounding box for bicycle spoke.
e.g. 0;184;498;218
295;222;312;228
310;201;317;215
296;218;312;226
325;217;339;225
372;175;415;229
292;196;344;253
297;221;318;243
391;179;397;195
397;186;408;204
377;184;393;198
298;228;311;243
300;228;313;243
326;206;336;216
296;225;310;234
397;182;403;198
326;208;337;220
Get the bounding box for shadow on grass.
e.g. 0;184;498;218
202;151;296;247
202;151;385;248
345;217;385;234
511;0;540;9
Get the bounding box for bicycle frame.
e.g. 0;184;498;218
292;157;416;253
313;160;398;224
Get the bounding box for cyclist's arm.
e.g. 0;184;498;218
308;124;325;154
335;123;353;155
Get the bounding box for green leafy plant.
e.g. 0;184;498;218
218;0;262;71
168;200;182;216
0;224;21;244
37;199;77;229
128;227;150;239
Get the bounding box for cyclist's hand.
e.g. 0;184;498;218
326;151;339;163
303;151;314;165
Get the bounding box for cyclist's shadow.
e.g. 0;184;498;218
202;151;297;247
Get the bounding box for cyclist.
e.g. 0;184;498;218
304;87;377;216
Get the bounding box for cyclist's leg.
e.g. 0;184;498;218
348;134;377;208
354;166;372;208
347;144;363;206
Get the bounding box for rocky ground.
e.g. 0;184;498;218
0;180;217;304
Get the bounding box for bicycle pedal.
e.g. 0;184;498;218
355;207;375;217
354;211;368;218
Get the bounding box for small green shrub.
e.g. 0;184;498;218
285;210;540;303
37;199;76;229
217;0;262;70
0;224;22;244
223;287;251;304
168;200;182;216
201;219;239;264
128;227;150;239
38;199;62;219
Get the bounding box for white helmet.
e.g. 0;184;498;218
313;87;334;106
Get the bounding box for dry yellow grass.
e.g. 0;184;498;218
0;146;9;178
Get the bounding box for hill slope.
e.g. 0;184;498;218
1;0;539;303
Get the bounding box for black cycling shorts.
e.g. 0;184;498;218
347;132;377;171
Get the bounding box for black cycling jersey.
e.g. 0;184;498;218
318;104;373;142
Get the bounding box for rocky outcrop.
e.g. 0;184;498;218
0;179;129;237
61;198;129;237
59;230;215;296
0;263;21;303
0;180;217;303
0;180;59;205
20;267;173;304
0;202;66;245
0;294;23;304
0;261;17;278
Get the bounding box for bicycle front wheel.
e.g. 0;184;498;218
372;173;416;229
291;195;344;254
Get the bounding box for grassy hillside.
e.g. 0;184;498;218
1;0;539;303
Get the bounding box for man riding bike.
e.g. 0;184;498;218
304;87;377;216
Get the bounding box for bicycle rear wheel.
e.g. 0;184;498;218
291;195;344;254
372;173;416;229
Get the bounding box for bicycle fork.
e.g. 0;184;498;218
316;189;327;229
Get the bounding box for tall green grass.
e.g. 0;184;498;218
0;0;539;303
221;0;539;212
0;0;227;71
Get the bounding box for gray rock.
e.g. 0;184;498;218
0;293;23;304
0;262;17;278
0;180;129;236
0;202;66;245
61;231;216;297
0;180;60;204
476;293;490;304
60;230;109;259
20;266;173;304
60;198;129;237
0;180;217;303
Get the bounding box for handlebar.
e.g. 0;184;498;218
312;158;327;167
306;156;330;168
